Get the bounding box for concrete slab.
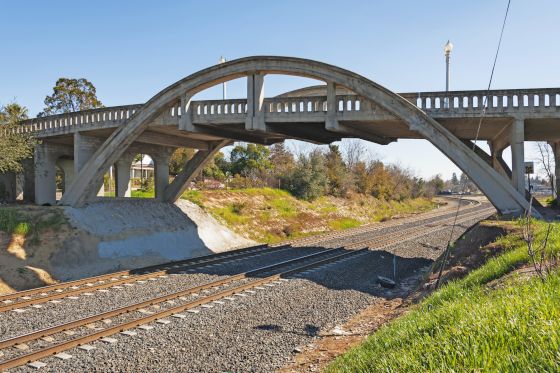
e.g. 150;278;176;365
156;319;171;325
101;337;118;344
54;352;73;360
27;361;47;369
120;330;137;336
78;344;96;352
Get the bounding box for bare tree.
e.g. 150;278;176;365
343;139;367;170
534;142;556;198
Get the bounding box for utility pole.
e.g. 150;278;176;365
444;40;453;108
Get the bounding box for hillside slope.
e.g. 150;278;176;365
327;219;560;372
182;188;437;243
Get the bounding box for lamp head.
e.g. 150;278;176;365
444;40;453;56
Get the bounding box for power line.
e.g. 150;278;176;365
435;0;512;289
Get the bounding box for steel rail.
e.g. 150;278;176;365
0;248;363;370
0;206;491;351
0;244;288;311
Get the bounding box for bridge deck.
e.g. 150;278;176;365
15;87;560;148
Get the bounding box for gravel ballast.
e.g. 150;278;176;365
2;207;493;372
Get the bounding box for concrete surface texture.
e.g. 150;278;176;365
60;199;254;278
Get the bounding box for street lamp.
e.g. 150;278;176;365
218;56;227;100
444;40;453;109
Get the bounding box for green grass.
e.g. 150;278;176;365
328;220;560;373
211;204;250;225
0;207;66;244
181;190;204;207
0;209;30;235
131;189;155;198
328;217;361;230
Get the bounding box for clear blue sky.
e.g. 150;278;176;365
1;0;559;179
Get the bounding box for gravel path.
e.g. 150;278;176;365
4;206;492;372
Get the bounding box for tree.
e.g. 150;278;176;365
451;172;459;186
169;148;195;175
39;78;103;116
325;144;349;196
269;143;295;188
0;102;36;173
535;142;556;198
203;151;227;181
286;150;327;201
229;143;271;177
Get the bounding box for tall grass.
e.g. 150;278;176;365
0;208;30;235
327;221;560;372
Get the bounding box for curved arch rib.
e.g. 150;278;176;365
59;56;531;216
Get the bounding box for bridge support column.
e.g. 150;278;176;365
510;118;525;195
34;143;58;205
115;156;133;198
154;150;172;201
245;74;266;131
163;140;230;203
488;141;511;180
56;159;75;194
22;158;35;203
0;172;17;203
74;133;105;198
550;141;560;201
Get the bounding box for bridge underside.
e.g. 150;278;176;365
7;57;560;217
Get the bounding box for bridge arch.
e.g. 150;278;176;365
59;56;530;215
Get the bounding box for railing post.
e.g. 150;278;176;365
179;94;194;131
325;82;339;131
245;73;266;131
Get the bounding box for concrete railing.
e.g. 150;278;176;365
14;88;560;136
16;105;143;134
401;88;560;113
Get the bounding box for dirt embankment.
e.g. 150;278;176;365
0;200;253;294
185;188;438;243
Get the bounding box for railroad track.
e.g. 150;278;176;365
0;198;488;313
0;244;289;312
0;205;493;370
280;198;485;248
0;248;367;370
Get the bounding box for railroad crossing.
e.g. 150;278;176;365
2;56;560;216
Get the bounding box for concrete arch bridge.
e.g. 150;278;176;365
6;56;560;216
